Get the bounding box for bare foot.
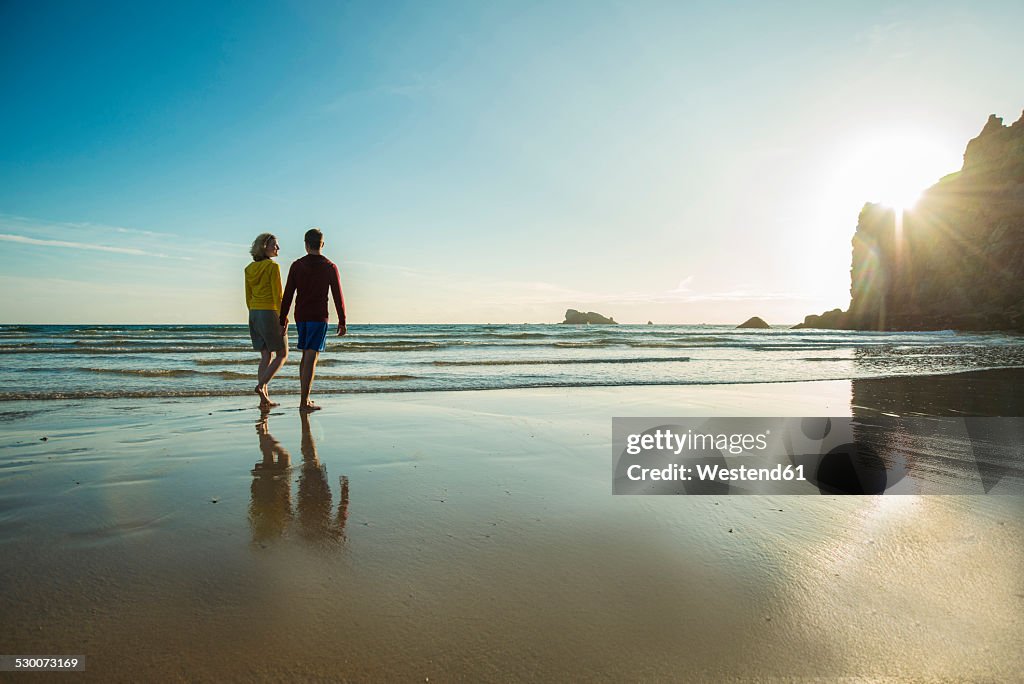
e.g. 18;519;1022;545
255;384;277;407
299;401;322;412
260;387;280;407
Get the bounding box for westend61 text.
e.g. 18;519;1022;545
625;428;770;455
627;463;806;482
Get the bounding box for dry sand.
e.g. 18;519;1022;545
0;375;1022;681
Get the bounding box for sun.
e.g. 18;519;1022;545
831;130;960;214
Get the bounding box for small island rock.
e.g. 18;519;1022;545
561;309;617;325
737;316;770;329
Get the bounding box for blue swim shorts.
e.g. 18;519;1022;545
296;321;329;352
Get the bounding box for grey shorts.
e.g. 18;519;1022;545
249;309;286;352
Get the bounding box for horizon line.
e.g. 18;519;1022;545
0;321;805;327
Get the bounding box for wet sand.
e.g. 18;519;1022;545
1;373;1022;681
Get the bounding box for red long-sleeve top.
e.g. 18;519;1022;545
279;254;346;325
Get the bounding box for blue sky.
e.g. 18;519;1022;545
1;0;1021;323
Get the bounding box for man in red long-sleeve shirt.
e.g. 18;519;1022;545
279;227;347;411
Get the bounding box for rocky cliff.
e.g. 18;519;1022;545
796;111;1024;331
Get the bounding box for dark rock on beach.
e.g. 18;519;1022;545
792;308;847;330
737;316;770;329
561;309;617;324
797;111;1024;332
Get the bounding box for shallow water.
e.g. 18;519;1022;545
2;323;1023;399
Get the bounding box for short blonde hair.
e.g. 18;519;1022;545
250;233;277;261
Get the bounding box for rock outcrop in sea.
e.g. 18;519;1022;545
795;111;1024;331
561;309;617;324
737;316;770;329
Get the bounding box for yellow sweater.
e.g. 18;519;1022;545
244;259;282;312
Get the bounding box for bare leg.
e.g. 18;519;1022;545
299;349;321;410
256;348;272;404
258;348;288;406
257;349;271;383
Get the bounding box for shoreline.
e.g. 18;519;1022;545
1;374;1021;680
3;365;1024;407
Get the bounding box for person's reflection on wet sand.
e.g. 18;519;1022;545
249;408;292;543
298;411;350;545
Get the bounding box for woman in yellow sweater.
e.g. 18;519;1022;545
245;233;288;407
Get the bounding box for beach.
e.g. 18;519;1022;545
1;373;1022;681
4;0;1024;680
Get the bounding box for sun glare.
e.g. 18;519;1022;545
831;130;960;214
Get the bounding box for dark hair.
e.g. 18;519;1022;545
304;228;324;250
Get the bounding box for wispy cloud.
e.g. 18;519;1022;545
665;276;694;295
0;274;223;296
346;261;810;306
858;21;907;47
0;213;248;260
319;73;441;115
0;233;190;259
855;20;917;61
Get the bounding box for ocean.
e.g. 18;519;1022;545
1;324;1023;401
